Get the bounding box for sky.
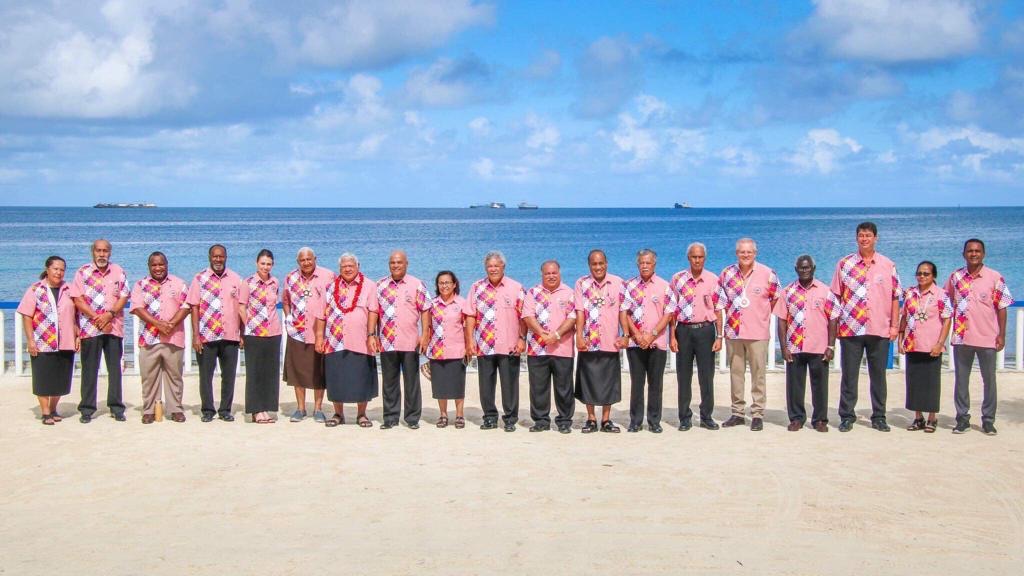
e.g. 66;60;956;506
1;0;1023;208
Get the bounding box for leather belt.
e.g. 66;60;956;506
679;321;712;328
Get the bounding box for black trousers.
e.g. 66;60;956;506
838;335;889;422
674;323;716;423
627;347;667;427
380;350;422;425
528;355;575;427
478;354;520;424
786;353;829;424
197;339;239;417
78;334;124;417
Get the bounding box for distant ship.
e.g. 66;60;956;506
469;202;506;209
518;202;538;210
673;202;692;209
94;202;157;208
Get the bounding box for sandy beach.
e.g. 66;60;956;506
2;367;1022;575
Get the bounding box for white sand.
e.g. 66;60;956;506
1;368;1022;575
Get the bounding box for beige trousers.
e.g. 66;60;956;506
139;343;185;415
727;339;768;418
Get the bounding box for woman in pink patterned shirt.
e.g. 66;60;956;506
899;261;952;433
239;249;282;424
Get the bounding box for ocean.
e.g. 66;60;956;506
1;206;1021;361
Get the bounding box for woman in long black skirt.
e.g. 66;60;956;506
424;271;469;428
17;256;79;425
899;261;952;433
239;249;282;423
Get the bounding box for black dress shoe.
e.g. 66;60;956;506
79;414;92;424
870;419;890;432
699;419;720;430
678;420;692;431
838;419;854;432
557;424;571;434
600;420;620;433
581;419;599;434
480;419;497;430
649;424;663;434
113;413;126;422
750;417;763;431
627;424;641;433
721;415;745;428
218;413;235;422
503;422;517;432
529;423;549;432
201;414;214;423
407;422;420;430
380;422;396;430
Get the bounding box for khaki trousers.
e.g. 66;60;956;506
139;343;185;415
727;339;768;418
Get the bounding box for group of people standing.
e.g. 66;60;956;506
18;222;1013;436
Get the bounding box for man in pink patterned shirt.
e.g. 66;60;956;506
830;222;901;433
374;250;430;430
773;255;839;432
188;244;245;422
619;249;676;433
463;251;526;432
522;260;577;433
717;238;780;431
946;239;1014;435
70;239;129;423
281;247;334;423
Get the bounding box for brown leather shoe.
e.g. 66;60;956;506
170;412;186;423
813;421;828;432
721;415;746;428
142;414;155;424
787;420;802;431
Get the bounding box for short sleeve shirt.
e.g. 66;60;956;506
522;283;576;358
239;274;282;337
376;274;430;352
316;274;379;355
283;266;334;344
772;279;839;354
670;268;720;323
187;268;244;344
574;274;624;353
717;262;781;341
619;274;676;350
831;252;901;338
902;284;953;352
945;266;1014;348
69;262;129;338
427;295;467;360
129;274;190;348
18;281;77;352
462;276;525;356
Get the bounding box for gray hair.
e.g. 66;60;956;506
540;260;560;271
484;250;506;266
795;254;815;267
686;242;706;256
339;252;359;266
636;248;657;261
735;237;757;251
297;247;315;259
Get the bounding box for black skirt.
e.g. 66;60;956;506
905;352;941;413
574;351;622;405
325;350;379;403
429;359;467;400
244;335;281;413
30;350;75;397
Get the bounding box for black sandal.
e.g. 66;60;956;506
907;418;926;431
41;414;55;426
357;415;373;428
454;416;465;429
437;416;448;428
924;420;937;433
581;419;599;434
325;414;344;428
600;420;620;433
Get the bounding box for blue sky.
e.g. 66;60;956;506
1;0;1023;207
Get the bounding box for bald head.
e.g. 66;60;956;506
389;250;409;280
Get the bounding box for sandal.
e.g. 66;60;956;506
357;415;373;428
600;420;620;433
454;416;465;429
437;416;448;428
325;414;344;428
42;414;55;426
924;420;937;433
581;419;599;434
907;418;926;431
50;412;63;422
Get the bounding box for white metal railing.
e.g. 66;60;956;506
4;308;1024;375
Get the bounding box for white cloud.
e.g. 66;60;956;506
877;150;897;164
0;1;196;118
635;94;670;122
914;126;1024;154
310;74;391;130
611;113;659;169
665;129;707;171
402;56;494;108
717;146;761;177
472;157;495;179
468;117;492;137
294;0;494;68
802;0;981;63
525;115;560;152
789;128;862;174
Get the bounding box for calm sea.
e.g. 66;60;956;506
1;206;1021;359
